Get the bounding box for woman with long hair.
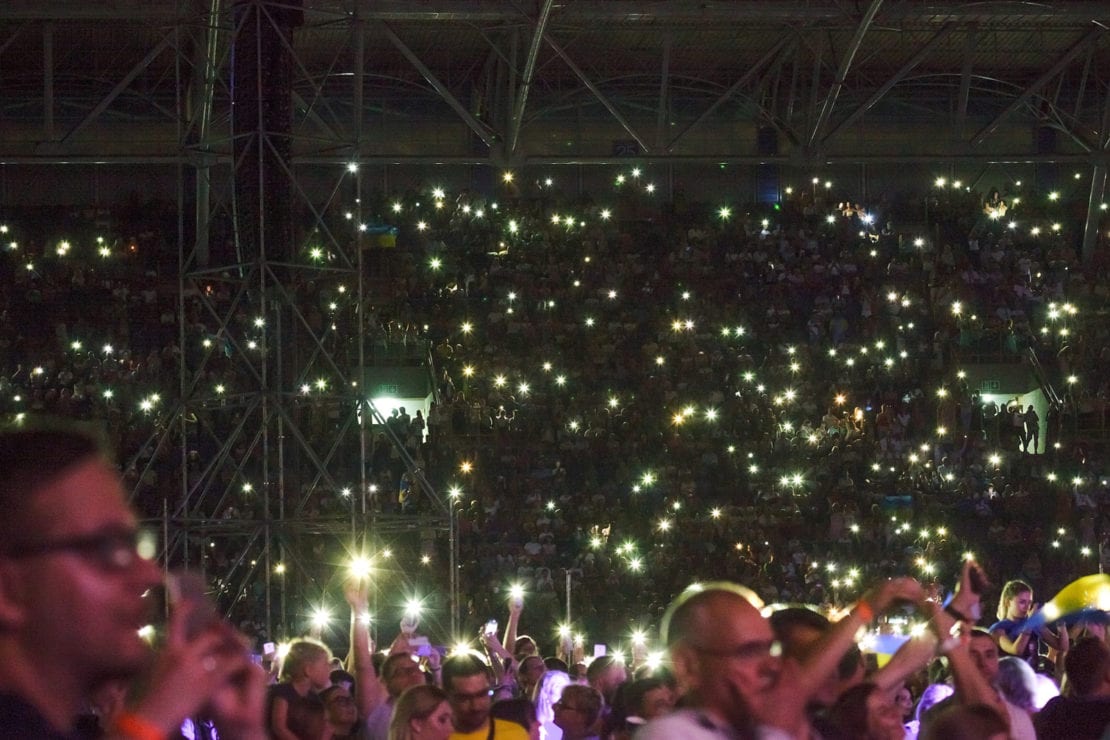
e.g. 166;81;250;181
533;670;572;740
389;685;454;740
990;579;1067;667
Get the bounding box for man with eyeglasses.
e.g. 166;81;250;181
637;579;923;740
366;652;432;739
552;684;602;740
441;653;528;739
0;425;264;739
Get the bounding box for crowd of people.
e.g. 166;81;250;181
4;423;1110;739
1;169;1109;737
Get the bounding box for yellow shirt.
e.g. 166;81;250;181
449;718;530;740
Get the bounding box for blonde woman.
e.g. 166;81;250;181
990;579;1067;667
389;685;454;740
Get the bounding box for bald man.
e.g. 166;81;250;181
637;579;923;740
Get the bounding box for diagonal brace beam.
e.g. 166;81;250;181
822;22;956;146
668;35;792;153
972;27;1104;146
808;0;884;148
60;30;175;144
383;22;499;149
545;35;651;154
507;0;555;156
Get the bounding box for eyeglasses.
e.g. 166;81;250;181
0;528;155;572
692;639;782;662
326;695;355;707
449;688;494;703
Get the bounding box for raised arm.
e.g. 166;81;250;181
929;604;1010;731
503;588;523;653
344;576;387;719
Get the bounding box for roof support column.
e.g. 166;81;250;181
507;0;555;157
42;23;53;140
546;36;651;154
808;0;884;148
972;27;1103;146
383;22;499;150
656;32;671;149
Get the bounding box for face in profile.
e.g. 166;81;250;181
10;459;163;685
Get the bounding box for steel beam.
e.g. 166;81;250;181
822;22;956;146
0;21;27;56
8;1;1110;23
4;151;1110;167
507;0;555;156
353;19;364;145
545;35;651;154
382;22;499;149
957;24;976;135
60;32;175;144
1101;81;1110;151
971;27;1104;146
656;32;671;149
808;0;884;148
42;23;53;140
667;35;791;152
1081;165;1106;263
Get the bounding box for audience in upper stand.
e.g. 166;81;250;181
1;177;1110;738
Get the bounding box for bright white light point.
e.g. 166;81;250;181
416;221;427;231
600;209;612;220
609;397;619;408
392;202;402;212
347;162;358;172
631;168;641;177
502;171;514;183
493;375;507;387
555;375;566;386
718;206;731;219
429;257;442;269
705;408;718;421
517;382;530;395
432;188;445;199
608;290;617;299
508;220;519;233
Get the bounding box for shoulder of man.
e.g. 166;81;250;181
635;710;742;740
492;718;531;739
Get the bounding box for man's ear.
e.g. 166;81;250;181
0;563;31;629
668;643;702;695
